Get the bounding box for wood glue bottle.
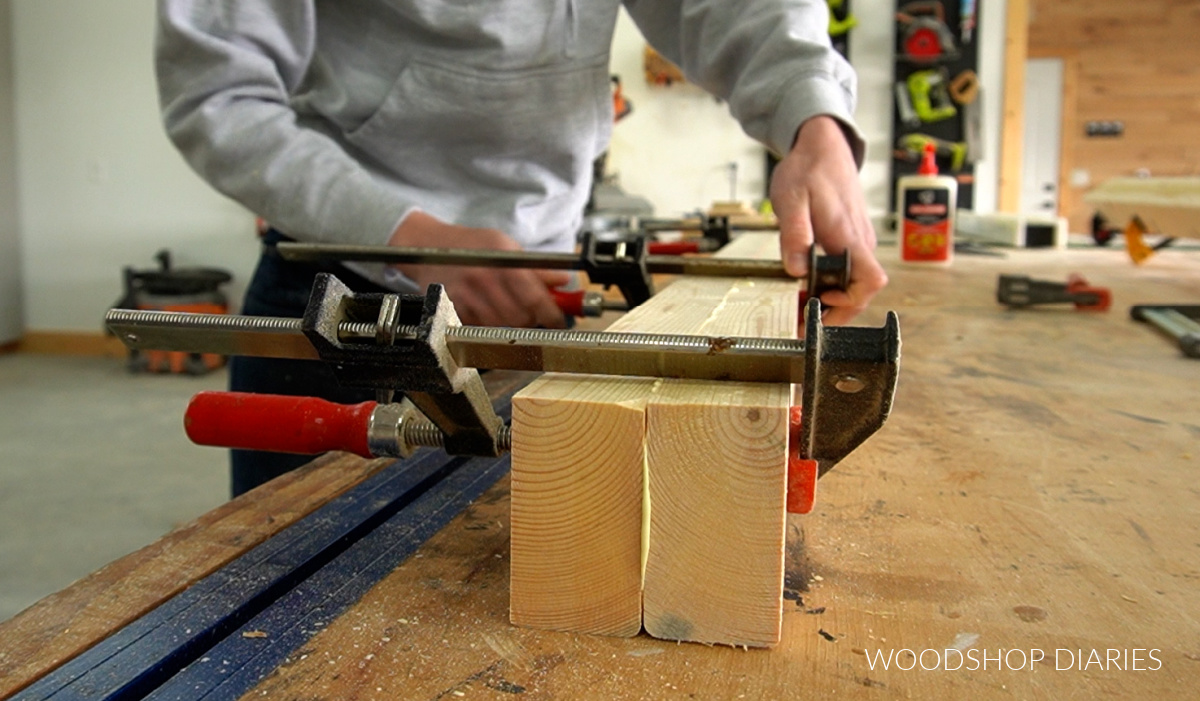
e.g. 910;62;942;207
897;143;956;264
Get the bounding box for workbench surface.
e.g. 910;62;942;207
3;246;1198;700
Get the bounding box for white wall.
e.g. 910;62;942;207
14;0;257;333
974;0;1007;214
606;0;1008;233
12;0;1007;333
0;1;22;344
605;13;768;218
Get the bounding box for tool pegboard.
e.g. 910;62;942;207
828;0;856;59
891;0;981;210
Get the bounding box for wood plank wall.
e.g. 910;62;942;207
1029;0;1200;233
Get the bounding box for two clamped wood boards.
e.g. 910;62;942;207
510;233;799;647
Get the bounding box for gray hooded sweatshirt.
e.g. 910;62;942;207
155;0;860;288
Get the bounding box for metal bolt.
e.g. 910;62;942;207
401;419;512;453
834;375;865;394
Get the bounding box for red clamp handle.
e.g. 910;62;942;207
1066;274;1112;312
647;240;702;255
187;392;820;509
552;289;586;318
185;391;377;458
787;405;819;514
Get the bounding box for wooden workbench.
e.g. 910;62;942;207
3;246;1198;699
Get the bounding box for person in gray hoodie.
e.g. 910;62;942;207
155;0;887;495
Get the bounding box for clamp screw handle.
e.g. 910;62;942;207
185;391;375;458
185;391;514;458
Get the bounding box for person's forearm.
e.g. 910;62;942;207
624;0;862;159
156;0;410;246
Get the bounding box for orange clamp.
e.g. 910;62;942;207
787;405;819;514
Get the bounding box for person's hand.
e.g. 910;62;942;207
388;211;569;328
769;115;888;326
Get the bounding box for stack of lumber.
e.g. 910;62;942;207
1084;176;1200;239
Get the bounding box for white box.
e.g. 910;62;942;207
956;210;1068;249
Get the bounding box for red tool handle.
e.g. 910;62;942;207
185;391;377;458
647;240;702;255
1066;274;1112;312
552;289;586;318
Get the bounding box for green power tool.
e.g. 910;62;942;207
907;69;956;123
896;133;969;172
828;0;858;37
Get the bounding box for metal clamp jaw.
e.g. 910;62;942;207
301;273;505;456
579;232;655;308
799;298;901;478
786;297;900;514
680;214;734;249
